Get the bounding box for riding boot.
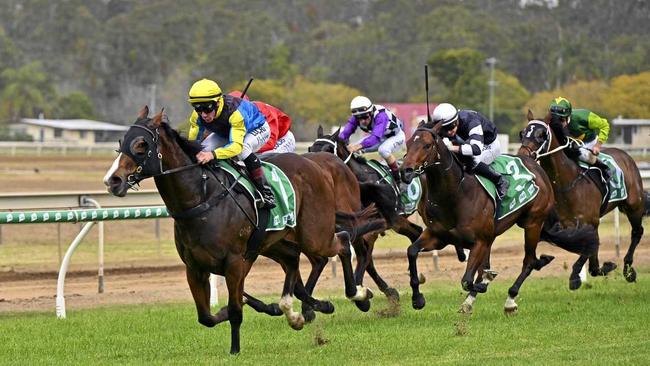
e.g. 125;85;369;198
593;158;611;181
474;162;509;199
244;154;276;209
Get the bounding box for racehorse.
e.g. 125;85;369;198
309;126;465;302
400;121;594;313
103;107;380;354
519;111;650;289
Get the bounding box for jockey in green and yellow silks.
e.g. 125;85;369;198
549;96;611;180
186;78;275;208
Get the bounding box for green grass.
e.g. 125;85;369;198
2;274;650;365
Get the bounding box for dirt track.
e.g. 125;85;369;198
2;242;648;314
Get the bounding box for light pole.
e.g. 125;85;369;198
486;57;497;121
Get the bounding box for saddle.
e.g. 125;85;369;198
581;166;611;215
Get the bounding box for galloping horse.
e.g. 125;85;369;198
309;126;433;301
400;121;593;313
519;111;649;289
103;107;379;354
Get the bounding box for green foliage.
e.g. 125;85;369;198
52;92;96;119
0;62;54;124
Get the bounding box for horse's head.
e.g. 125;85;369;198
309;125;338;154
103;106;179;196
400;121;445;183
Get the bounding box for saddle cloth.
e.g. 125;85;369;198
365;159;423;215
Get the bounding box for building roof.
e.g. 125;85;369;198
380;103;437;123
611;117;650;126
21;118;129;131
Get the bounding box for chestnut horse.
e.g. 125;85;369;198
519;111;649;289
103;107;379;354
400;121;594;313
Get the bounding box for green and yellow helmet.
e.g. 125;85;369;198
187;78;223;104
549;97;572;118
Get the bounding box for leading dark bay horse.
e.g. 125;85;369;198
308;126;468;303
400;121;594;313
103;107;381;354
519;111;650;289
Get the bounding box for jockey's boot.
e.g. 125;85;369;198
593;158;611;181
244;154;276;209
474;162;509;199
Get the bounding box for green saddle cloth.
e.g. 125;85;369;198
475;155;540;220
216;160;296;231
577;152;627;203
365;159;423;215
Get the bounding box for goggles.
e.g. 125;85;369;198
193;101;217;114
351;107;370;115
355;112;372;121
441;120;458;131
550;105;570;117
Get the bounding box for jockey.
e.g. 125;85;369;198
228;91;295;154
549;96;611;180
186;78;275;209
338;96;406;185
432;103;509;198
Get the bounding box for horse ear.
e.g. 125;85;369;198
432;121;442;135
151;108;165;128
138;105;149;120
527;109;534;121
417;120;425;128
317;125;324;138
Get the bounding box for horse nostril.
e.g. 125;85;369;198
108;176;122;187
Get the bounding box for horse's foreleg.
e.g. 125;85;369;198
352;237;370;285
407;229;441;310
587;231;617;277
186;267;229;327
301;255;329;321
335;231;373;311
505;224;554;314
569;255;590;290
224;255;252;354
623;215;643;282
394;218;423;243
278;253;305;330
461;240;491;293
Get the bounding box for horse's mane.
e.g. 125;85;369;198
160;121;202;163
544;112;581;160
332;133;368;164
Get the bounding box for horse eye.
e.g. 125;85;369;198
130;139;147;156
424;143;432;149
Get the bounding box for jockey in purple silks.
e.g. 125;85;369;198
339;96;406;186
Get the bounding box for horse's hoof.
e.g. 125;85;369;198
412;293;426;310
319;301;335;314
601;261;617;276
484;270;498;282
473;283;488;293
302;308;316;323
384;287;400;301
418;273;426;284
366;288;374;300
354;299;371;312
504;305;518;315
569;277;582;290
624;264;637;283
289;315;305;331
461;280;471;292
268;304;284;316
538;254;555;268
458;302;473;314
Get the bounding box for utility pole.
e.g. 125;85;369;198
149;84;157;113
486;57;497;121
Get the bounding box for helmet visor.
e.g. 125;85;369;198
440;120;458;132
351;107;370;115
355;112;372;122
193;101;217;114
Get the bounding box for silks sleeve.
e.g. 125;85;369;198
588;112;609;143
187;111;200;141
213;110;246;159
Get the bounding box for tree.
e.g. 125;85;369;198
0;62;54;124
53;92;96;119
602;71;650;118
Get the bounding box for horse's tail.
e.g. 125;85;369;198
335;204;387;242
540;208;598;256
358;181;400;226
644;191;650;216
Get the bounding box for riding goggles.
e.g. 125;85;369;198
192;101;217;114
355;112;372;121
351;107;370;115
550;105;570;117
441;120;458;131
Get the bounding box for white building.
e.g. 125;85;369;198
11;118;128;145
611;117;650;147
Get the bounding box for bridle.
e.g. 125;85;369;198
312;137;354;164
410;127;454;175
522;120;572;161
118;119;199;188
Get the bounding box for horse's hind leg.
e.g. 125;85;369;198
623;212;644;282
243;291;283;316
277;253;305;330
186;267;230;327
301;255;329;322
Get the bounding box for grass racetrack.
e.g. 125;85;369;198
2;272;650;365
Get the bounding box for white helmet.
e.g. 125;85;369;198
432;103;458;126
350;96;373;116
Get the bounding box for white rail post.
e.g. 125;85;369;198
209;274;219;307
56;222;96;319
614;207;621;258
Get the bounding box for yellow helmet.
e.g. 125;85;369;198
187;78;223;104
